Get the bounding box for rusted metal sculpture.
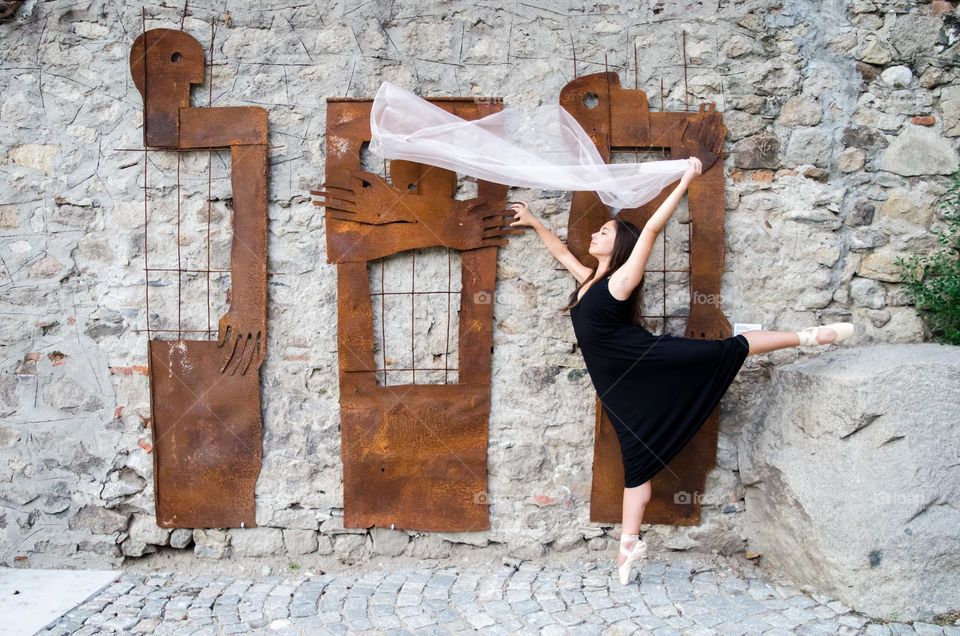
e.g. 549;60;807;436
130;27;268;528
312;97;518;531
559;72;728;526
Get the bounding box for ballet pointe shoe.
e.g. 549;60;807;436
796;322;855;347
617;538;647;585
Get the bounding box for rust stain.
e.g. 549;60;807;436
109;365;150;376
47;351;67;365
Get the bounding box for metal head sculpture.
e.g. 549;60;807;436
130;28;205;147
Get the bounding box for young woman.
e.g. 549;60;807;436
508;157;855;585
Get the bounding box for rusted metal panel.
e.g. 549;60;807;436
339;382;492;531
130;26;268;528
559;72;729;526
313;97;517;531
219;142;269;376
147;340;261;528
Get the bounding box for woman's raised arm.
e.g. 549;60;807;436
509;202;592;283
644;157;701;234
610;158;702;298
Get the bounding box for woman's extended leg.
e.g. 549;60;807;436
616;480;652;567
741;327;840;356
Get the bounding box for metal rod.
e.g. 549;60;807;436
378;157;389;386
682;30;689;112
444;248;452;384
176;150;182;340
368;290;465;296
380;259;387;385
207;16;215;339
142;8;150;341
148;267;229;274
133;328;216;334
114;146;287;152
145;267;288;275
411;249;416;384
604;54;612;151
359;367;461;373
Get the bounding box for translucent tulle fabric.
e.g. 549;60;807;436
368;81;691;212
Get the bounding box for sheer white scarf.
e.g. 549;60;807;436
368;81;691;213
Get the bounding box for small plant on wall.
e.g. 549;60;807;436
895;170;960;346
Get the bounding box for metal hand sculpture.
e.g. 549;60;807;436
312;170;421;225
217;310;265;375
312;169;517;251
676;102;725;171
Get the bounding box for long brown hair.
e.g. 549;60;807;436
560;217;653;330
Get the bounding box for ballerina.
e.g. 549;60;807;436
508;156;855;585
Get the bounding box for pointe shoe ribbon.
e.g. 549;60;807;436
797;322;855;346
617;539;648;585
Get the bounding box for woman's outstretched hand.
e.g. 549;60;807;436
508;201;538;228
680;157;703;185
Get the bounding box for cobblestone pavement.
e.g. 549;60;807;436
38;551;960;636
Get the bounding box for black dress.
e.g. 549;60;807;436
569;272;750;488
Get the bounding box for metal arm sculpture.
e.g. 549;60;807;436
130;28;268;528
314;169;512;255
311;97;519;532
558;72;729;526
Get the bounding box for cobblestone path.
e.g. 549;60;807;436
38;552;960;635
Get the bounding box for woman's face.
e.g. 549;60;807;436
588;220;616;257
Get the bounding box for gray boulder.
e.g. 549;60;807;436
739;343;960;622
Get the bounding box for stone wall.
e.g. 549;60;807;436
0;0;957;570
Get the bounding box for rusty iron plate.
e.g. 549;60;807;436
148;340;261;528
130;27;269;528
559;72;729;525
313;97;518;531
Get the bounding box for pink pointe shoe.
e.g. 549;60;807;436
796;322;855;347
617;538;647;585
